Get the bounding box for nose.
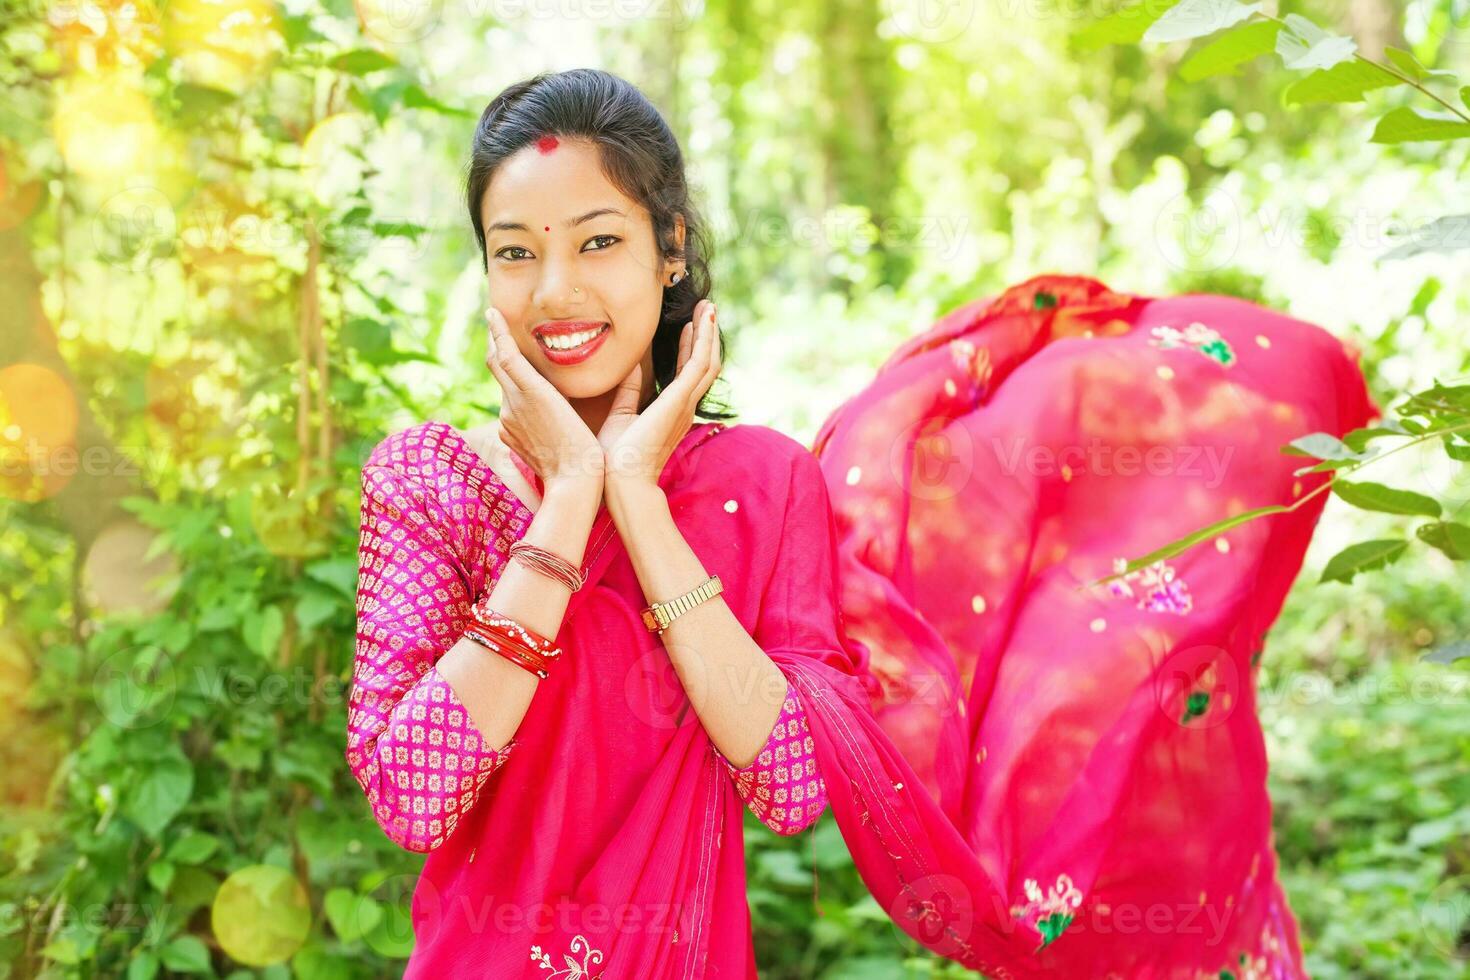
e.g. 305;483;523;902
532;254;585;311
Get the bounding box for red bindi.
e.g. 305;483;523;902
535;134;559;154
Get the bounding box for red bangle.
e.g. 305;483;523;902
462;606;563;680
472;599;561;656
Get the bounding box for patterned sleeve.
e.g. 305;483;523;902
346;462;516;854
716;681;829;835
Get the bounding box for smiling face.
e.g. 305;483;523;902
478;136;684;402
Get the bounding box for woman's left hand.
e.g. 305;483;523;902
597;298;720;489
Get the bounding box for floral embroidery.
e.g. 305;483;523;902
1181;690;1211;724
530;935;605;979
1148;322;1237;367
1009;873;1083;950
1108;558;1194;615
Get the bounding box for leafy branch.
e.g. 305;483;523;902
1077;0;1470;636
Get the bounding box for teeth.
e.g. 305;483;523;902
543;325;605;350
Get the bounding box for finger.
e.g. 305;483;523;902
607;361;642;417
671;303;716;404
484;307;523;389
698;309;722;395
701;307;723;391
691;300;717;378
675;320;693;376
484;307;509;383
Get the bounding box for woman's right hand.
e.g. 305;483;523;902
484;306;604;492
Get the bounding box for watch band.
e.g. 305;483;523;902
640;574;723;634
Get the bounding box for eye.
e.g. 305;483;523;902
583;234;620;252
494;245;531;261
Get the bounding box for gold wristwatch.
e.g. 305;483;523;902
640;574;723;634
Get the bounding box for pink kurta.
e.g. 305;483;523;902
347;273;1378;979
348;419;829;978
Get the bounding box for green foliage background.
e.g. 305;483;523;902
1;0;1467;976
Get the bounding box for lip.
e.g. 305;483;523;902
534;321;611;365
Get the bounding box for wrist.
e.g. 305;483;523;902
604;475;665;518
542;473;603;508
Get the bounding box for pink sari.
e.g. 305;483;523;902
347;273;1376;978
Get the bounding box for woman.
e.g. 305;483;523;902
346;69;1377;978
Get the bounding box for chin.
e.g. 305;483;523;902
542;365;624;401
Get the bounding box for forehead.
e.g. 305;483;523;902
480;138;637;231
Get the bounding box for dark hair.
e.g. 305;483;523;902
465;68;735;422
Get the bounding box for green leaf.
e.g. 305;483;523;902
1180;20;1280;81
1378;214;1470;261
1075;0;1184;49
1143;0;1261;44
1384;46;1426;80
1371;107;1470;143
1320;538;1409;583
148;860;176;892
1282;432;1359;460
127;951;161;980
403;84;474;117
243;604;285;659
167;831;221;865
343;317;392;356
160;934;212;973
325;888;382;942
170;866;221;915
1463;86;1470;111
292;945;357;980
1416;521;1470;559
1275;13;1357;71
1341;420;1408;452
280;12;328;48
305;557;359;596
41;938;80;964
173;83;237;126
123;756;194;838
362;900;415;959
1282;60;1404;105
295;590;338;633
329;49;397;75
364;79;411;124
1330;480;1442;517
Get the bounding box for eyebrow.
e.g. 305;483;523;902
485;207;626;235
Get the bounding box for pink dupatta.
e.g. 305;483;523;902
790;274;1379;976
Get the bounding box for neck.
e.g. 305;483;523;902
570;343;658;435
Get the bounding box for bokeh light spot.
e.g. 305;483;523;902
212;864;311;966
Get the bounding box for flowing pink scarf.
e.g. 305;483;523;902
787;274;1379;976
